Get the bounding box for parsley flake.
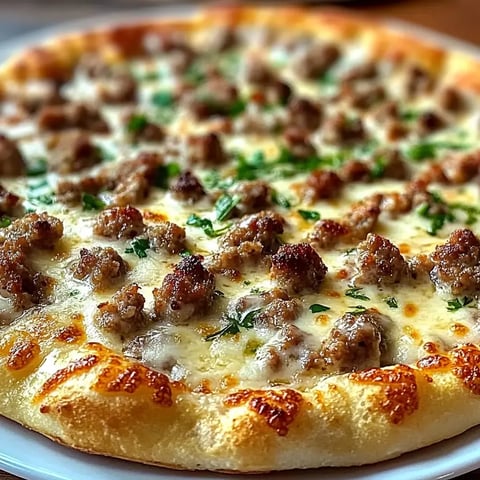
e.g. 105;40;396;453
205;308;262;341
348;305;368;314
298;209;321;221
215;194;240;221
151;90;174;107
385;296;399;308
81;193;105;211
345;287;370;301
309;304;330;313
26;158;48;177
0;216;11;228
126;114;148;134
186;214;230;238
447;296;474;312
125;238;150;258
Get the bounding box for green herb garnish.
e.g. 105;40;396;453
370;156;386;179
186;214;230;238
385;296;399;308
447;296;474;312
345;287;370;301
26;158;48;177
0;216;11;228
81;193;105;211
125;238;150;258
215;193;240;221
309;304;330;313
126;114;148;133
151;90;174;108
348;305;368;314
298;209;321;221
406;140;470;162
271;190;292;209
154;162;181;189
205;308;262;341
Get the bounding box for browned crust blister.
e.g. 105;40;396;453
1;5;480;473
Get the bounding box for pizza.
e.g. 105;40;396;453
1;5;480;474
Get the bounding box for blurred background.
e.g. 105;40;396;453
0;0;477;44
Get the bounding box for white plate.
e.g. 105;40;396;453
0;8;480;480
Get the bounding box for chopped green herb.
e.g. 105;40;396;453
28;179;49;190
298;209;321;221
250;287;266;295
318;71;337;87
205;308;262;341
345;287;370;301
154;162;181;189
68;289;80;297
126;114;148;134
202;171;235;190
179;249;192;257
447;296;474;312
96;146;115;163
243;280;251;286
125;238;150;258
186;214;230;238
271;190;292;209
184;63;206;84
385;296;398;309
81;193;105;211
244;338;262;355
406;140;471;162
344;247;357;255
370;156;386;179
348;305;368;314
151;90;174;107
400;109;421;122
309;304;330;313
137;71;160;82
26;158;48;177
0;216;11;228
215;194;240;221
28;193;54;205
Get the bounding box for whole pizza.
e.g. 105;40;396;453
1;5;480;473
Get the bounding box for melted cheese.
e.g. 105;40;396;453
0;29;480;393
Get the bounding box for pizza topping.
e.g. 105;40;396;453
348;234;408;286
46;130;102;174
37;103;109;133
153;255;216;323
231;180;272;217
286;97;322;131
97;73;137;104
72;246;128;291
429;228;480;296
187;132;228;166
416;110;447;135
270;243;327;294
404;64;435;97
145;221;186;254
341;61;377;84
301;169;343;203
124;112;165;144
292;42;340;80
0;134;26;177
93;206;146;239
322;112;366;146
437;86;465;113
0;185;23;217
94;283;146;337
6;337;40;370
170;171;206;203
321;310;388;373
283;127;316;159
219;210;285;254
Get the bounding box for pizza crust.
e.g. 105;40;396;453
0;5;480;473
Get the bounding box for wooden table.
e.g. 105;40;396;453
0;0;480;478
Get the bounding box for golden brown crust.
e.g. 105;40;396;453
2;4;480;473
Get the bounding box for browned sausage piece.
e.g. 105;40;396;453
146;222;186;254
438;86;465;113
38;103;109;133
220;210;285;254
94;284;146;336
205;26;237;53
98;73;137;104
0;135;26;177
270;243;328;294
350;233;408;286
208;241;264;278
341;62;377;84
404;65;435;97
111;174;151;207
187;132;228;167
232;180;272;217
170;171;206;203
292;43;340;80
301;170;343;203
342;195;382;242
283;127;316;159
287;97;322;131
322;112;366;146
4;212;63;250
93;206;145;239
153;255;216;323
307;219;349;249
0;185;23;217
72;246;128;291
321;310;387;372
429;228;480;296
124;112;165;144
47;130;102;174
0;245;49;308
